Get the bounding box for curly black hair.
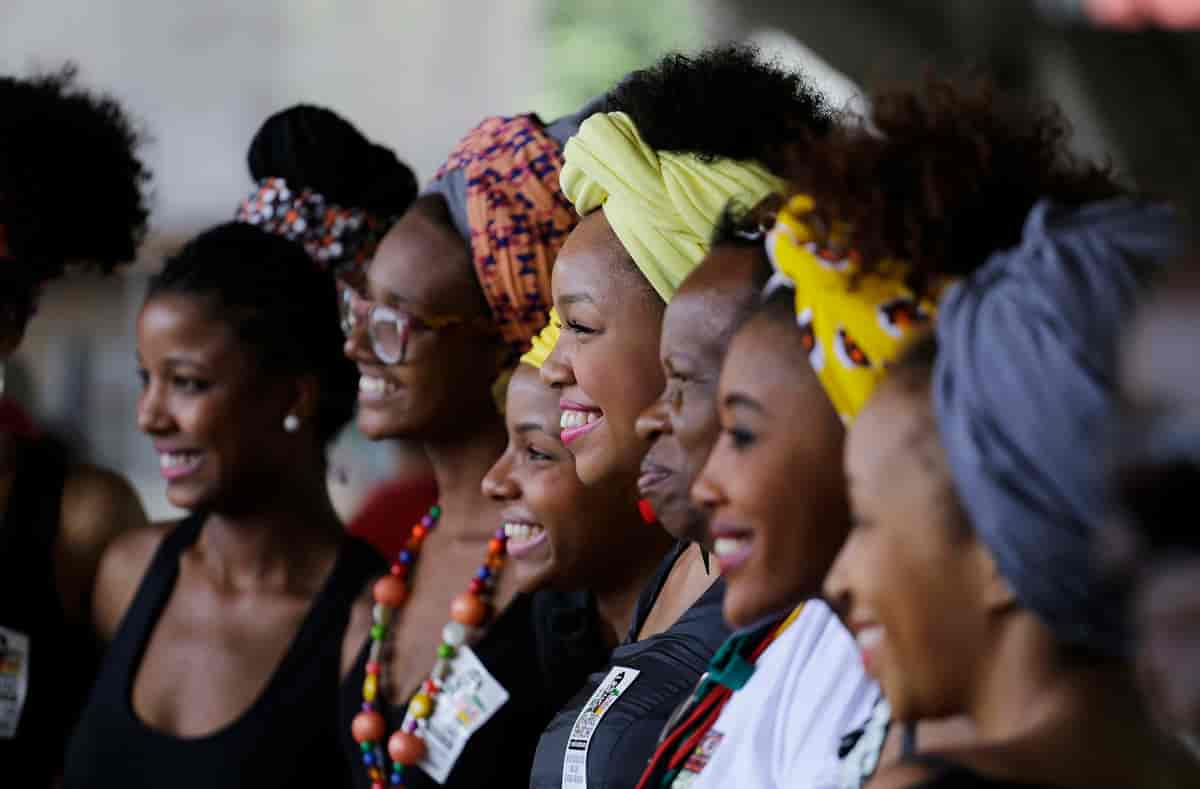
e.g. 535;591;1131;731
602;45;832;174
248;104;417;219
0;64;150;281
147;222;356;452
785;75;1128;297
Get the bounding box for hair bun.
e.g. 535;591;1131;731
247;104;417;218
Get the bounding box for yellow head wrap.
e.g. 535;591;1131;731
560;111;785;302
765;195;948;424
520;307;561;369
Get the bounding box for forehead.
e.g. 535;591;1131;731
663;246;761;360
138;294;242;361
506;365;561;426
367;210;477;313
720;313;817;412
552;210;639;306
847;375;935;488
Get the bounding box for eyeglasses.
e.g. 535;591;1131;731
340;286;491;365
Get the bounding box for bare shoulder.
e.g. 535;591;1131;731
54;465;149;627
92;519;178;643
341;576;379;679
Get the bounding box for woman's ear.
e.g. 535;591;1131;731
288;374;321;426
972;540;1018;613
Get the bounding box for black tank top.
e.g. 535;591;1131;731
0;438;75;788
63;513;384;789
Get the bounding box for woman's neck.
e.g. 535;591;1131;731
200;466;343;593
591;500;675;647
422;409;507;541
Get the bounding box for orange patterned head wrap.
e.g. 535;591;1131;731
429;114;579;354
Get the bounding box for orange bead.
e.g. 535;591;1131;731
411;525;426;540
450;592;488;626
487;538;504;555
388;731;427;766
352;710;386;743
373;576;408;607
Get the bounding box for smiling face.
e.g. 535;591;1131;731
482;364;646;593
691;304;848;627
136;294;301;513
635;244;764;545
824;370;996;723
345;199;505;442
541;209;666;486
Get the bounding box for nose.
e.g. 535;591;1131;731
690;451;726;514
822;536;856;620
136;380;173;436
635;395;672;443
343;316;378;364
539;341;574;389
481;450;520;502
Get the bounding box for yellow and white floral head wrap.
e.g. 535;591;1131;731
560;111;785;303
765;194;949;424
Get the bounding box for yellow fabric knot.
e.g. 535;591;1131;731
766;195;948;424
520;307;561;369
561;111;785;303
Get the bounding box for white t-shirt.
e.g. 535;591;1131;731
674;601;879;789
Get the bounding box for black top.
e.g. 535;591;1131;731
63;512;384;789
905;755;1070;788
339;589;609;789
0;438;76;788
531;542;731;789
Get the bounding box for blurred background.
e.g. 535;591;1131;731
4;0;1197;521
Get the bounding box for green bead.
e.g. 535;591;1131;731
370;623;385;641
361;742;372;752
437;643;455;659
430;505;441;518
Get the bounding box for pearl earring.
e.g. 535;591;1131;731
283;414;300;433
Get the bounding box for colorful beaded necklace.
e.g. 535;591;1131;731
350;504;508;789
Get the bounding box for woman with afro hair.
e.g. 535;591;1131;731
0;65;151;788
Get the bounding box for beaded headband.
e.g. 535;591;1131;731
235;176;391;279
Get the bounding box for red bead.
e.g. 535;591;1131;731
468;578;485;595
487;538;504;555
638;498;657;525
352;710;386;743
450;592;488;626
371;783;385;789
366;661;380;675
373;576;408;607
422;678;438;695
388;731;427;766
390;563;406;577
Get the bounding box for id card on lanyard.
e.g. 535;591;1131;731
418;645;509;783
0;626;30;739
561;665;641;789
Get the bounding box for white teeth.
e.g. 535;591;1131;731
857;625;885;651
559;410;598;430
159;451;200;469
503;522;545;543
359;375;395;395
712;536;751;557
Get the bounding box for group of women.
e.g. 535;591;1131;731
2;44;1200;789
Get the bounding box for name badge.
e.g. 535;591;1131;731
561;665;641;789
419;645;509;784
0;626;30;739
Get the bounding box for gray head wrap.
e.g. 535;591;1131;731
933;198;1181;657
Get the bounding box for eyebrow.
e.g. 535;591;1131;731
723;392;765;414
516;422;553;436
557;292;595;307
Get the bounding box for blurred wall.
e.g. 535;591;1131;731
3;0;544;519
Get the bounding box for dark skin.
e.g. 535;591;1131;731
827;372;1198;789
482;365;668;646
632;244;764;640
692;309;848;628
93;294;368;737
343;197;521;702
0;275;147;640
